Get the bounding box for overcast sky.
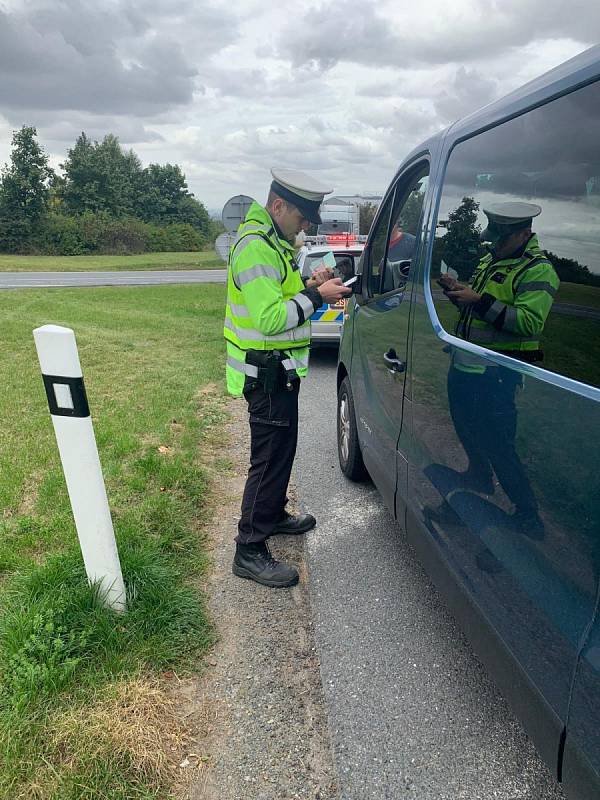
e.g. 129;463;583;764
0;0;597;212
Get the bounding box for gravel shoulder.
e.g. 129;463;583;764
178;397;339;800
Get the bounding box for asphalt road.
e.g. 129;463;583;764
0;269;228;288
296;349;566;800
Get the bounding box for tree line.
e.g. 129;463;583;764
0;126;218;255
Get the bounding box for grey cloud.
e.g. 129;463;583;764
31;2;149;57
200;66;269;98
307;116;327;132
255;42;276;59
198;118;388;175
354;101;441;140
37;114;164;145
276;0;598;72
0;0;237;116
277;1;397;72
434;67;498;123
356;83;400;98
200;64;332;103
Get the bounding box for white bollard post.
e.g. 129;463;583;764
33;324;126;613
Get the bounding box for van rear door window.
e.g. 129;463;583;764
432;79;600;389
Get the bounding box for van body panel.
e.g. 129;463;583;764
409;271;599;773
562;606;600;798
403;503;565;772
339;45;600;799
351;289;412;514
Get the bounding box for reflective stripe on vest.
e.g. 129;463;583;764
282;352;310;372
226;291;315;332
237;263;281;286
224;316;311;345
226;355;258;378
458;248;555;353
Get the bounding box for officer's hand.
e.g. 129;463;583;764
446;286;481;306
318;278;352;304
437;274;460;291
311;266;334;286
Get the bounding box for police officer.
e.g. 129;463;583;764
438;202;559;537
387;221;416;262
224;169;351;587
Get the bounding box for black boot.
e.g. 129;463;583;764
232;542;299;588
271;512;316;536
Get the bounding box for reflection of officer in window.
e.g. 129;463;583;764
335;256;354;283
388;222;416;262
384;222;416;290
438;202;559;538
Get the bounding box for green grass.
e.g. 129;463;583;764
0;284;227;798
0;250;224;273
556;280;600;309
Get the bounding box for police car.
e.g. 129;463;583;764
298;235;365;345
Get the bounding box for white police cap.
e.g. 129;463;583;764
482;202;542;226
270;168;333;224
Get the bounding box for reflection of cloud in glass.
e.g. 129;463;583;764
446;81;600;196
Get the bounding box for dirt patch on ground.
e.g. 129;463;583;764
175;397;339;800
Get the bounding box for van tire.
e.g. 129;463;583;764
337;377;368;481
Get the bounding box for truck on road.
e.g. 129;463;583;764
317;197;360;236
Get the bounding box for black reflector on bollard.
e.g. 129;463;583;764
42;374;90;418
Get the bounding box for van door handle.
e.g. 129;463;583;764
383;349;406;373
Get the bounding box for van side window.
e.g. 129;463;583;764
382;172;429;294
367;193;394;295
432;79;600;389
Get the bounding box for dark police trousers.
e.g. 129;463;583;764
447;365;538;514
236;380;300;545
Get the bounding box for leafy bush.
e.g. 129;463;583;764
3;603;91;706
0;214;36;254
35;213;88;255
24;212;207;256
148;222;204;252
93;215;150;255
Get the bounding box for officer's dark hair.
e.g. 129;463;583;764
515;219;533;233
267;190;293;212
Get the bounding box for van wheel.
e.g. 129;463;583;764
337;377;368;481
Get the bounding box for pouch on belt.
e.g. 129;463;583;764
246;349;285;394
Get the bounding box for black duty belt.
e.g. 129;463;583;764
246;349;290;393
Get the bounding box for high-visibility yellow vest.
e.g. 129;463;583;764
224;202;316;396
454;234;559;372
